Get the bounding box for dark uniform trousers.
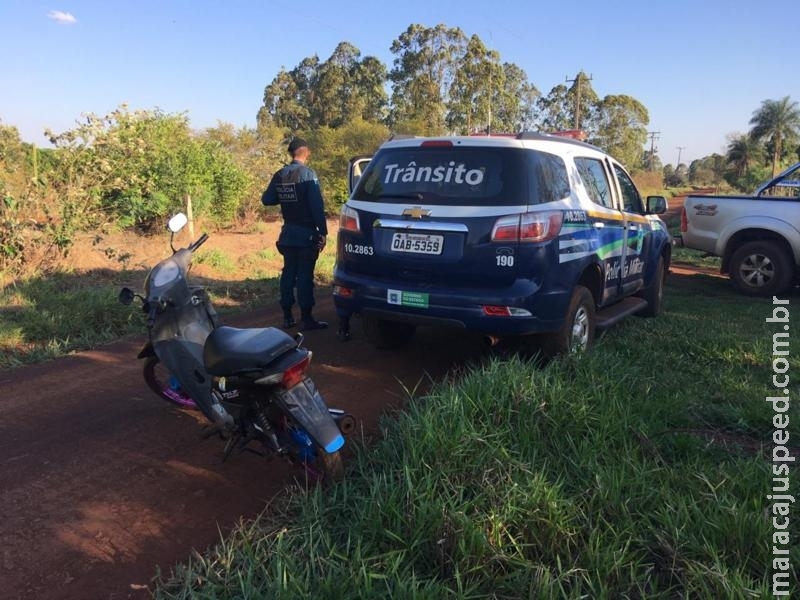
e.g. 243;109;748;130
278;242;319;311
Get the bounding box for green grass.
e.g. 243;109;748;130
194;248;235;271
0;273;146;367
152;278;799;599
0;240;338;368
671;246;722;270
0;270;282;369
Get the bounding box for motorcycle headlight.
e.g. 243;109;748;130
151;260;180;287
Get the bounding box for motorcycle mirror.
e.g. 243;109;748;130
167;213;188;233
118;287;136;306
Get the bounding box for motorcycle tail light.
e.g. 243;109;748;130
282;353;312;389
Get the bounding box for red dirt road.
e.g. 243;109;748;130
1;296;492;600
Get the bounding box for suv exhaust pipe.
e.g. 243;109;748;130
483;335;501;347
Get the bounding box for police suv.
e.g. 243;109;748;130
332;132;671;354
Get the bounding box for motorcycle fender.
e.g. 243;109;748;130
275;378;345;454
137;342;156;359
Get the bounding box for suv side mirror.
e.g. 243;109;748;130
646;195;667;214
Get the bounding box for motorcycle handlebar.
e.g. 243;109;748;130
189;233;209;252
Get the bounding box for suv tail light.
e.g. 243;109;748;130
680;206;687;232
340;205;361;233
491;211;563;243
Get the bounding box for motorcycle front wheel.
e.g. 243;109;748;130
142;356;198;410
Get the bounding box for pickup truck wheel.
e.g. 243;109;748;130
542;285;595;357
637;256;666;317
362;316;416;349
730;241;793;297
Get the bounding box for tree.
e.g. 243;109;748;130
258;68;310;131
641;150;663;173
313;42;361;128
352;56;389;123
388;24;467;134
302;119;390;211
493;63;539;132
688;154;726;187
535;73;599;134
725;133;763;178
590;94;649;169
749;96;800;177
535;84;573;132
258;44;388;130
446;34;503;134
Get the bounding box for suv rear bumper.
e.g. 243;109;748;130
332;270;568;335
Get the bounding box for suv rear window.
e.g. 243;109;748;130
352;147;570;206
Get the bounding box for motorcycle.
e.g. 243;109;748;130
119;213;353;483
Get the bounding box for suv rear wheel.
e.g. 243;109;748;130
541;286;596;357
363;316;416;349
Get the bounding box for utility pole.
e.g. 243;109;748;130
566;72;593;130
676;146;685;167
647;131;661;171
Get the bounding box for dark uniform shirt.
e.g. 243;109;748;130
261;160;327;248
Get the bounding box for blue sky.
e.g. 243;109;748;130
0;0;795;165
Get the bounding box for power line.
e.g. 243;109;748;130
676;146;685;167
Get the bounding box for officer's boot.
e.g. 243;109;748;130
300;309;328;331
282;307;296;329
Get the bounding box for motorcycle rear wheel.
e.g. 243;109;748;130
142;356;198;410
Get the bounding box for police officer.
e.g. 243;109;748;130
261;137;328;330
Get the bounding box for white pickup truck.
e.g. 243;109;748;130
678;162;800;296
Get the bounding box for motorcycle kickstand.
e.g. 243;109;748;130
222;432;243;462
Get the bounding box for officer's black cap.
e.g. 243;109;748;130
288;137;308;154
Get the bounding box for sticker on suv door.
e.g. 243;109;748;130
387;289;429;308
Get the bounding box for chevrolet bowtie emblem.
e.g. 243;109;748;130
402;206;430;219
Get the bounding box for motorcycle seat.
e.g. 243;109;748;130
204;326;298;376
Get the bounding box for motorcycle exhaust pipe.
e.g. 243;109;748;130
328;408;356;435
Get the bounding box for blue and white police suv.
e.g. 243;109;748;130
332;132;671;355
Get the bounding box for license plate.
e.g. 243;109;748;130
391;233;443;255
